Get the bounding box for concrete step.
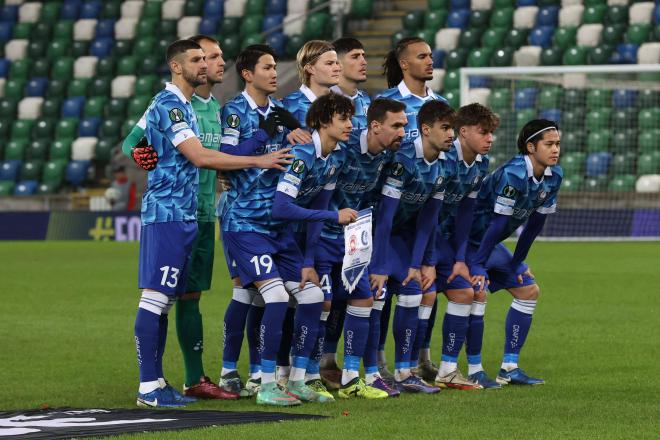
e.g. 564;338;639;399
391;0;427;11
359;36;392;51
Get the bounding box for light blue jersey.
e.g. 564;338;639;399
141;83;201;225
330;85;371;133
376;81;446;142
381;136;447;233
282;85;317;128
322;129;392;240
222;131;345;235
438;139;490;238
470;154;563;245
215;91;289;220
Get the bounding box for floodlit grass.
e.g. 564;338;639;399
1;241;659;439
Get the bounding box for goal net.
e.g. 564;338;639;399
459;64;660;240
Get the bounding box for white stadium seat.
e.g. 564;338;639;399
468;88;491;106
561;0;582;6
112;75;136;98
162;0;185;20
576;24;603;47
74;56;98;79
514;6;539;29
629;2;655;24
635;175;660;193
224;0;247;17
283;15;305;36
72;137;98;161
18;97;43;120
177;16;201;38
607;0;629;5
559;5;584;27
514;46;542;66
74;19;97;41
115;18;138;40
121;0;144;18
18;2;41;23
0;78;6;99
287;0;307;14
435;28;461;52
471;0;492;11
428;69;444;93
637;43;660;64
4;39;28;61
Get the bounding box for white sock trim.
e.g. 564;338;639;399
138;290;169;315
346;305;371;318
446;301;471;317
418;304;433;320
232;287;253;305
259;279;289;303
397;294;422;308
320;310;330;321
290;282;324;304
511;299;537;315
471;301;486;316
372;300;385;311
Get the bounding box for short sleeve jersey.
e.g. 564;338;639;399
438;139;490;238
215;91;289;221
470;154;563;246
282;85;317;128
380;136;448;234
141;83;200;225
376;81;446;142
330;85;371;133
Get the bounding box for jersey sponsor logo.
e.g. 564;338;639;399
391;162;404;177
169;108;184;122
283;173;301;185
502;185;517;197
171;122;188;132
292;159;305;174
226;114;240;128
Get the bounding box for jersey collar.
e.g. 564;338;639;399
330;85;360;100
397;80;436;101
300;84;318;103
241;90;274;116
166;82;190;104
524;155;552;183
192;92;215;103
313;130;340;160
454;138;482;168
413;136;444;164
359;129;369;154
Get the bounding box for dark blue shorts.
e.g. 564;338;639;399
138;221;198;296
435;236;473;292
314;236;372;301
386;233;423;296
223;230;302;286
467;243;536;293
220;229;239;279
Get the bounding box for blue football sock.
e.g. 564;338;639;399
222;293;252;371
466;301;486;375
292;303;322;361
378;295;392;352
503;299;536;361
411;304;433;367
246;299;264;377
276;305;296;367
393;297;421;372
306;313;326;378
440;302;471;370
423;299;438;350
343;305;370;372
134;307;161;383
258;280;290;384
324;299;347;357
363;302;382;375
155;313;169;379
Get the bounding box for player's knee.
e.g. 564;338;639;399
446;288;474;304
421;291;437;306
322;300;332;312
258;279;289;304
162;296;176;314
232;286;255;304
397;294;422;308
528;284;540;300
138;290;170;315
294;282;324;304
473;290;487;303
372;299;385;311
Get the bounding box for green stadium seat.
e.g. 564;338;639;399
611;108;636;131
584;176;608;192
41;98;61;118
84;97;107;118
4;140;27;161
538;87;561;109
133;38;157;59
0;181;15;195
491;47;514;66
481;27;507;49
140;55;161;76
185;0;205;15
20;160;43;181
491;8;514;28
586;107;612;131
606;5;628;24
222;35;241;60
89;78;111;97
425;10;448;32
55;119;78;141
625;24;651;45
117;56;138;75
142;0;162;18
588;45;613;64
583;5;607;24
517;109;536;130
613;128;637;151
28;140;49;161
242;15;264;37
241;34;265;49
443;90;460;108
563;89;585;110
608;174;635;192
637;152;660;175
489;88;511;110
445;49;468;69
467;48;492;67
114;40;133;57
0;119;11;140
443;69;459;91
540;47;563;65
561;175;583;192
136;19;158;37
127;96;151;118
47;40;71;61
10;59;31;80
638;108;659;131
50;140;72;161
391;30;412;48
303;13;330;40
11;120;34;141
99;118;123;140
96;57;116;78
0;99;18;119
54;20;74;40
72;41;89;58
67;79;90;97
561;130;586;151
351;0;373;19
459;29;483;50
159;20;177;37
655;24;660;42
13;23;32;39
638;90;660;108
32;59;51;78
37;182;57;195
4;80;25;100
611;151;636;174
105;99;127;118
52;58;75;80
308;0;329;12
586;130;611;153
560;152;586;174
415;29;434;46
95;138;115;163
48;79;69;99
586;89;611;108
403;11;425;31
602;24;625;45
41;3;61;22
246;0;266;14
32;118;55;139
42;160;67;188
219;17;241;36
563;46;588;65
506;28;529;49
639;130;660;154
470;10;490;28
429;0;448;8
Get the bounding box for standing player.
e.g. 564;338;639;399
221;93;357;406
467;119;562;386
426;103;498;389
133;39;291;408
369;100;457;394
216;44;303;396
375;36;445;381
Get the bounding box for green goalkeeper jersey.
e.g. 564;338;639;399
122;93;221;222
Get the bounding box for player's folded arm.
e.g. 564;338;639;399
369;193;399;275
453;197;477;262
469;213;510;275
509;211;547;273
410;196;443;269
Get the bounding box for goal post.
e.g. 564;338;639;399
459;64;660;240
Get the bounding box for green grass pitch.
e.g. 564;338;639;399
1;241;659;439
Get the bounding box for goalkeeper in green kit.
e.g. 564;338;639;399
122;35;238;400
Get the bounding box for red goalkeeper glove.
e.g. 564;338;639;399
131;137;158;171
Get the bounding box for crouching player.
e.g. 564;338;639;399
368;100;457;394
221;92;357;405
468;119;562;386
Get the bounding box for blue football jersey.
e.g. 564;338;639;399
380;136;448;233
215;91;289;220
330;85;371;133
141;83;201;225
322;129;392;240
222;131;345;235
376;81;446;142
282;85;317;128
470;154;563;246
438;139;490;238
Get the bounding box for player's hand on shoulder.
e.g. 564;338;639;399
131;137;158;171
337;208;358;225
255;147;294;170
300;267;321;289
286;128;312;145
273;107;302;130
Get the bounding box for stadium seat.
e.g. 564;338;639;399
78;119;100;138
95;138;115;163
445;49;468;69
17;98;43;120
42;160;66;188
625;24;651;44
40;98;61;119
577;24;603;47
538;6;559;26
104;98;127;118
507;28;530;48
492;47;515;66
90;38;114;58
587;130;612;153
13;180;38;196
611;108;637;132
20;161;43;181
514;45;542;65
563;46;588;64
19;2;43;23
459;29;483;50
638;107;660;130
635;175;660;193
428;68;445;92
613;43;639;63
639;130;660;154
586;151;611;177
10;59;31;81
25;79;48;98
52;57;75;80
612;128;637;151
101;2;120;19
5;39;29;61
529;26;555;48
629;2;654;24
443;89;460;108
68;79;90;97
489;88;511;110
491;8;514;28
540;46;563;64
74;19;97;41
4;140;26;161
61;97;85;118
435;28;461;52
538;86;561;109
177;16;201;38
472;0;494;10
638;43;660;64
12;119;35;141
80;1;102;19
99;118;123;140
447;9;471;29
482;27;507;49
55;118;79;141
266;32;287;58
588;45;613;64
607;5;628;24
205;0;225;17
33;60;51;78
514;6;539;29
74;57;98;79
0;180;14;195
111;75;136;98
468;48;492;67
60;2;80;20
637;152;660;174
89;77;112;98
560;151;586;174
0;160;20;181
586;107;612;131
50;139;72;162
559;5;584;27
71;137;97;160
426;11;448;32
403;11;424;31
602;24;625;45
143;0;162;18
516;108;536;129
4;79;26;100
443;69;460;91
27;140;49;161
611;151;636;175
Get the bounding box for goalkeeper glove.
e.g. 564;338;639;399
131;137;158;171
272;106;301;130
258;113;280;138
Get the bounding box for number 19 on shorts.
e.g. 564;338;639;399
250;255;273;276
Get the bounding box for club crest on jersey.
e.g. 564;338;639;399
538;189;547;200
328;165;337;177
377;162;385;173
226;114;240;128
169;108;184;122
391;162;404;177
292;159;305;174
473;175;481;186
436;175;444;186
503;185;517;197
